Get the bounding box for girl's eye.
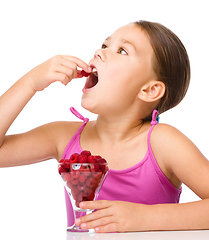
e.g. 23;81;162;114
118;47;127;55
101;44;107;49
101;44;127;55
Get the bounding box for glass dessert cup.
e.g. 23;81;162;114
59;162;108;232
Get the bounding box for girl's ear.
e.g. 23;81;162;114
138;81;165;102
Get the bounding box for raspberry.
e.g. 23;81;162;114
63;159;71;169
96;158;107;172
96;157;106;164
84;186;93;195
86;192;95;201
78;155;88;163
95;155;102;161
83;168;92;177
80;150;91;157
85;176;97;188
71;171;80;179
77;182;86;191
77;192;84;202
91;163;100;172
92;171;102;179
82;196;89;202
66;180;73;189
79;174;87;183
71;185;80;197
59;159;65;163
71;178;79;185
88;155;95;163
71;172;80;185
69;153;79;163
81;70;91;77
75;200;80;208
82;188;95;201
58;164;68;175
75;192;86;207
62;172;71;182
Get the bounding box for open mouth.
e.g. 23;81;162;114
84;68;98;89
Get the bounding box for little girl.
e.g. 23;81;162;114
0;20;209;233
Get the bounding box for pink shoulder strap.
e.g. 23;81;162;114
147;109;158;147
61;107;89;159
69;107;89;136
70;107;89;123
150;109;159;126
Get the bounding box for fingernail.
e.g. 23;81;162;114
75;219;80;225
88;67;92;72
80;202;85;208
81;223;86;229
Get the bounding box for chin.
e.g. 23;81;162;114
81;98;98;115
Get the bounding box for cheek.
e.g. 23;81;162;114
106;79;139;107
103;68;141;97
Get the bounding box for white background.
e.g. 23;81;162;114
0;0;208;239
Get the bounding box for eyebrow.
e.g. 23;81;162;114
105;37;136;51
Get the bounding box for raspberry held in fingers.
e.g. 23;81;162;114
81;70;91;77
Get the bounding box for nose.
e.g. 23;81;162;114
94;49;106;61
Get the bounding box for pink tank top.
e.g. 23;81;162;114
62;107;182;227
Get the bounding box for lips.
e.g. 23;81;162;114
84;67;99;90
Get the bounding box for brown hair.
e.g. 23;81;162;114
134;20;191;120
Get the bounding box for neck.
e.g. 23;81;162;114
93;112;144;144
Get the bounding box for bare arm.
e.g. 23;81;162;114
0;55;91;167
0;121;82;167
0;76;36;147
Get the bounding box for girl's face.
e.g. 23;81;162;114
81;24;157;116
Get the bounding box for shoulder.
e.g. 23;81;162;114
149;123;198;188
45;121;83;133
150;123;192;148
150;123;209;198
151;122;183;137
150;123;198;165
150;123;197;155
40;121;84;138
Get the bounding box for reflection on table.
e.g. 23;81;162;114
66;230;209;240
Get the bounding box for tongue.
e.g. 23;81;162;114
85;73;98;89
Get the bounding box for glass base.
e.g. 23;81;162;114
67;224;88;232
67;224;95;233
66;210;94;233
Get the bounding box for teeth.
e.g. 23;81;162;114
92;68;98;77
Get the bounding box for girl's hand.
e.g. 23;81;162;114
26;55;91;91
75;200;149;233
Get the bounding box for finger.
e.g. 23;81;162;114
80;215;115;231
77;206;112;226
61;55;91;73
80;200;111;210
94;223;118;233
59;57;91;79
55;65;75;80
59;57;78;73
53;72;71;85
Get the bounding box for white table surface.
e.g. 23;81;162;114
65;230;209;240
1;225;209;240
